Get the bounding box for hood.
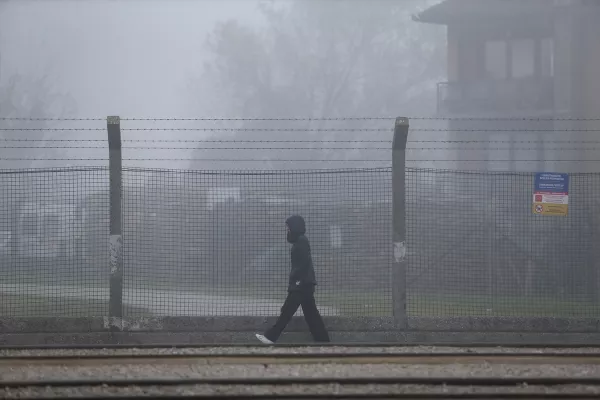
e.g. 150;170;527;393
286;215;306;243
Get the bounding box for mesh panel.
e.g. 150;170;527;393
406;168;600;318
0;167;109;317
121;167;393;317
2;164;598;320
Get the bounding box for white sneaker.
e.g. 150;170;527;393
255;334;274;345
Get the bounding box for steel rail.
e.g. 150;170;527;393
2;352;600;366
5;377;600;399
8;394;600;400
10;395;600;400
1;351;599;359
4;376;600;387
2;342;600;350
29;395;600;400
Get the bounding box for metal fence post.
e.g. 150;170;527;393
392;117;409;328
107;116;123;330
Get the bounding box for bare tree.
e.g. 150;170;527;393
191;0;444;169
0;74;77;169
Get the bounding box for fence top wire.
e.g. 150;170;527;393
2;164;599;177
119;128;600;132
122;166;392;175
118;116;600;121
0;117;104;121
5;145;600;151
0;128;104;131
0;158;393;162
0;166;108;175
1;139;392;143
405;167;600;177
3;158;600;163
0;165;391;175
2;116;600;122
2;146;395;150
6;139;600;144
3;127;600;134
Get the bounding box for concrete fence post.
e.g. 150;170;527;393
392;117;409;328
107;116;123;331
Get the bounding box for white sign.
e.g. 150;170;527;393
394;242;406;263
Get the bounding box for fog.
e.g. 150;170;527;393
1;0;600;333
2;0;596;173
0;0;264;117
0;0;450;319
0;0;446;170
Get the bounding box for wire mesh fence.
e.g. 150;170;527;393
0;167;110;317
121;167;391;317
2;165;600;318
0;166;392;318
406;169;600;318
1;115;600;322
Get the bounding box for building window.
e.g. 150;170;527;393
541;38;554;77
511;39;535;78
485;40;507;79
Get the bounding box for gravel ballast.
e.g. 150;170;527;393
4;383;600;399
3;345;600;357
3;363;600;381
2;347;600;398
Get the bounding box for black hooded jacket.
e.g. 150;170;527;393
286;215;317;291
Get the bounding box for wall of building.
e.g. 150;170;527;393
581;9;600;121
447;25;458;81
571;4;600;173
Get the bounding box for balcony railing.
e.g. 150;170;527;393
437;77;555;115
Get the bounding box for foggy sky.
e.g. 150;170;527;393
0;0;265;118
0;0;447;171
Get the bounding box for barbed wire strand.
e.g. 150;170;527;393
1;158;599;162
0;158;389;162
0;128;104;131
118;128;600;132
4;146;600;151
119;117;600;122
1;139;391;143
3;127;600;135
5;138;600;144
120;128;394;132
2;126;600;133
0;118;104;121
1;116;600;122
123;139;600;144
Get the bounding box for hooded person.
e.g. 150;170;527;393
255;215;330;344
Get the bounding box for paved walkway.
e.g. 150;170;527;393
0;283;338;317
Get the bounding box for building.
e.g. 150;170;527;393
414;0;600;173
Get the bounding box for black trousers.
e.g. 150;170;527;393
264;286;330;343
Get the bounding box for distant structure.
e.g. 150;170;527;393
414;0;600;173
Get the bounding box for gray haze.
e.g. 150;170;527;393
0;0;263;117
2;0;600;324
0;0;446;170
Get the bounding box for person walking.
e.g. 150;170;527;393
255;215;330;344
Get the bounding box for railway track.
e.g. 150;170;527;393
2;342;600;349
5;376;600;387
3;348;600;398
2;350;600;365
3;376;600;399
